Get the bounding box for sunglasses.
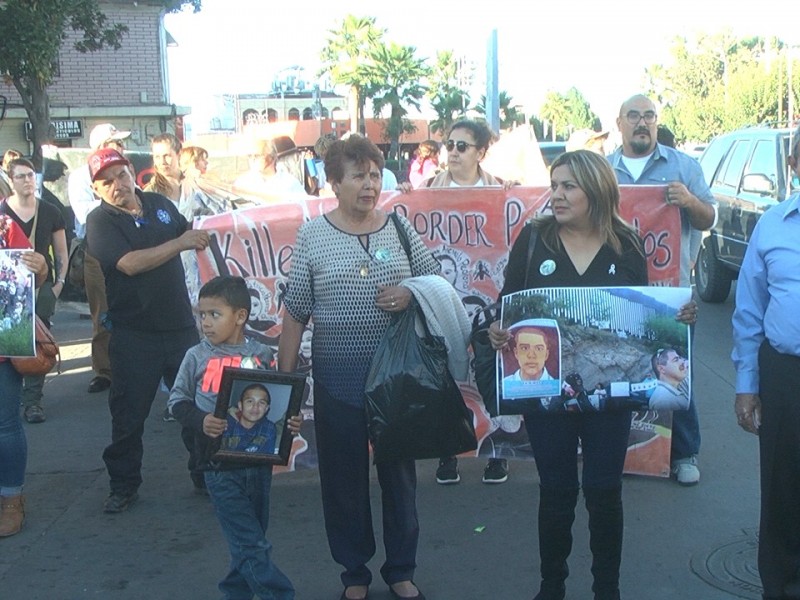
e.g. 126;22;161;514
445;140;477;153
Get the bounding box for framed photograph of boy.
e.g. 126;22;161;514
212;368;305;466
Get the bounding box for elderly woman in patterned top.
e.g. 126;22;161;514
278;136;438;600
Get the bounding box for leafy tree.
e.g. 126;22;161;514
0;0;201;170
539;91;571;141
363;41;429;161
564;87;600;131
537;87;600;141
475;91;522;130
644;315;688;353
645;32;798;142
318;15;384;135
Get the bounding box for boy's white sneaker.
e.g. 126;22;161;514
671;456;700;486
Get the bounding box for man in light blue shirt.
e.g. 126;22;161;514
731;125;800;600
608;94;717;486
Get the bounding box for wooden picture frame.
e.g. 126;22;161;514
211;367;305;466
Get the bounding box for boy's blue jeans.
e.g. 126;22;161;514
205;467;294;600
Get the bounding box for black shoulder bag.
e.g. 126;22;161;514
470;222;538;416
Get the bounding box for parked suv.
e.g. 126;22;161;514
695;127;795;302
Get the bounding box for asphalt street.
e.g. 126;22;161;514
0;290;762;600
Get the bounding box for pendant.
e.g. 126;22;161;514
539;259;556;276
359;262;369;277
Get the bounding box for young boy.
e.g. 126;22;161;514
168;275;298;600
224;383;278;454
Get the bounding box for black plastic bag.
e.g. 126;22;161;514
470;302;501;417
365;301;477;463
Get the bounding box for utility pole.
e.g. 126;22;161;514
485;29;499;134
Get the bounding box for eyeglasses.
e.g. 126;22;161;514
12;172;35;181
445;140;477;153
624;111;657;125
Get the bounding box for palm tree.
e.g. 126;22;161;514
363;42;430;161
475;91;522;130
318;15;384;134
427;50;470;135
430;89;470;135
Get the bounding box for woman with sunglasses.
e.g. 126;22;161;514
422;119;513;486
423;119;502;188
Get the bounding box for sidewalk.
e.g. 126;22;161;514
0;298;761;600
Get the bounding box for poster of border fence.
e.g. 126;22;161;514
194;185;681;475
497;286;692;412
496;286;692;477
0;249;36;358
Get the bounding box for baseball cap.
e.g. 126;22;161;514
565;129;609;152
88;148;130;181
89;123;131;150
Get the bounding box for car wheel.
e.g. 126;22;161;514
695;238;732;303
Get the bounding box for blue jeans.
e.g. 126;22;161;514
671;324;700;461
205;467;294;600
0;361;26;495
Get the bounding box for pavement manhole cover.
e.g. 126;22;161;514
690;528;762;599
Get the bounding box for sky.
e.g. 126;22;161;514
164;0;796;134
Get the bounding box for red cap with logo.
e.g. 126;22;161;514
88;148;130;182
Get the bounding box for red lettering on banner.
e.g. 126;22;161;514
394;204;492;247
209;223;293;280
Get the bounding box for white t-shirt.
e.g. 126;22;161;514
620;153;653;182
448;178;485;188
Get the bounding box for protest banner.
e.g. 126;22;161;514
195;185;681;475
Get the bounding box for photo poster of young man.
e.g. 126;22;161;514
496;286;692;419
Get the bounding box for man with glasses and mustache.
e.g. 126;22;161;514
608;94;716;486
649;348;690;411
